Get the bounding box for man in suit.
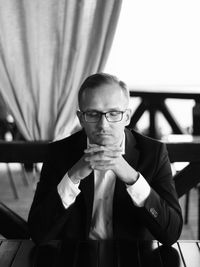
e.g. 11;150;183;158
28;73;183;245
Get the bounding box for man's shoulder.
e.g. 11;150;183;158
48;130;86;151
126;128;165;150
127;128;161;143
53;130;84;143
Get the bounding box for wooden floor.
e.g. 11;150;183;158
0;163;198;240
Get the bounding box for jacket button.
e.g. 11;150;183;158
150;208;158;218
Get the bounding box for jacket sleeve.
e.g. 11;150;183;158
27;144;76;244
140;142;183;245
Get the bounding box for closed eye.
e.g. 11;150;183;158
108;111;122;116
85;111;99;117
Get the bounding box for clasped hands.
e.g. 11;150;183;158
68;144;138;185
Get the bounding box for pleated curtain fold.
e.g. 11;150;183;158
0;0;122;140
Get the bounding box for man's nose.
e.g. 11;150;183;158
98;114;109;128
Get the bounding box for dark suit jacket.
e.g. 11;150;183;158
28;128;183;245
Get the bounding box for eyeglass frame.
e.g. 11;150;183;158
79;109;128;123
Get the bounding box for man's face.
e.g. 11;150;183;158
77;83;131;146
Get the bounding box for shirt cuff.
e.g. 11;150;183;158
57;172;80;209
126;173;151;207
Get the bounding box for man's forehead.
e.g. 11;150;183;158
83;82;123;96
79;82;129;110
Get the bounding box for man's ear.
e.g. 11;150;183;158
77;110;83;125
124;108;132;126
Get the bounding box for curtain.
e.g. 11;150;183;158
0;0;122;141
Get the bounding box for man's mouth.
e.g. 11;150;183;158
96;132;111;137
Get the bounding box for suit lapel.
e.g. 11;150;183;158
123;128;140;169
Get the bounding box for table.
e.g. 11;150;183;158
0;239;200;267
164;135;200;240
164;135;200;197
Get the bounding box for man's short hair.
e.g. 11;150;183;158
78;73;130;108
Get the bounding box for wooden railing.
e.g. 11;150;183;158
0;140;48;163
0;138;199;197
129;90;200;138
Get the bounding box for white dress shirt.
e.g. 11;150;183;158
57;136;151;239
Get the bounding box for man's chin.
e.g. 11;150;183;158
94;136;114;146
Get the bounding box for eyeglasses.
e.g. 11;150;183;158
80;110;127;123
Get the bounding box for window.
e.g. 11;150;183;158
104;0;200;133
